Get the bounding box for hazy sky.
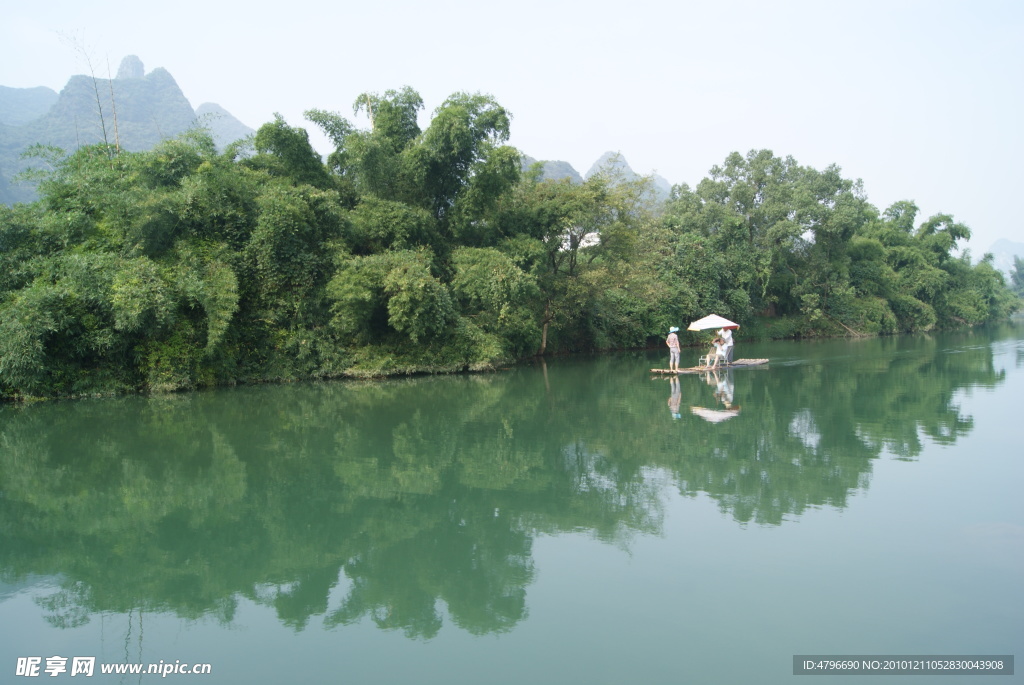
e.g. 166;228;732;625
3;0;1022;253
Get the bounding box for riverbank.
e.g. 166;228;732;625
7;313;1021;403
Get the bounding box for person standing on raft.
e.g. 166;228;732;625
666;326;681;372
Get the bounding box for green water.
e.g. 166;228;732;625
2;323;1022;684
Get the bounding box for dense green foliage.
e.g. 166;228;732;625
0;90;1017;398
659;150;1019;337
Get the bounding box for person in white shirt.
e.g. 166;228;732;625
718;327;734;364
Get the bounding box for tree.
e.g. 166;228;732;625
450;247;539;358
327;249;455;345
662;150;805;318
659;151;1018;337
249;115;334;190
786;163;874;328
492;166;654;354
1011;256;1024;298
306;87;423;202
309;89;520;249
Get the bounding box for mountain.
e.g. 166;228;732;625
520;151;674;203
0;56;254;205
0;85;59;126
43;67;197;149
196;102;256;151
520;154;584;183
985;239;1024;277
584;151;672;201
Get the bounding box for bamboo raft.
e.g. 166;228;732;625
651;359;769;374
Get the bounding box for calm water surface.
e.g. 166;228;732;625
2;323;1022;684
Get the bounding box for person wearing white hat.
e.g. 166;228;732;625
666;326;681;372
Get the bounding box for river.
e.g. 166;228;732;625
1;322;1021;683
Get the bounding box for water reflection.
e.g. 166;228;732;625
0;328;1012;637
688;368;740;422
666;376;681;419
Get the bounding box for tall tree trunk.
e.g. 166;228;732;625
537;301;551;355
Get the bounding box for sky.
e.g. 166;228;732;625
3;0;1022;255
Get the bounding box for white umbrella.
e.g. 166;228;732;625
687;314;739;331
690;406;741;423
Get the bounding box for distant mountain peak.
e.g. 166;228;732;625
584;151;632;180
195;103;255;149
116;55;145;80
985;238;1024;276
585;151;672;201
519;150;673;202
519;154;583;184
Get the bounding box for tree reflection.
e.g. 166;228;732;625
0;330;1008;635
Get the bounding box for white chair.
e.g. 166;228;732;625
700;352;724;367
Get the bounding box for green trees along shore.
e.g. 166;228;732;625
0;88;1018;399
